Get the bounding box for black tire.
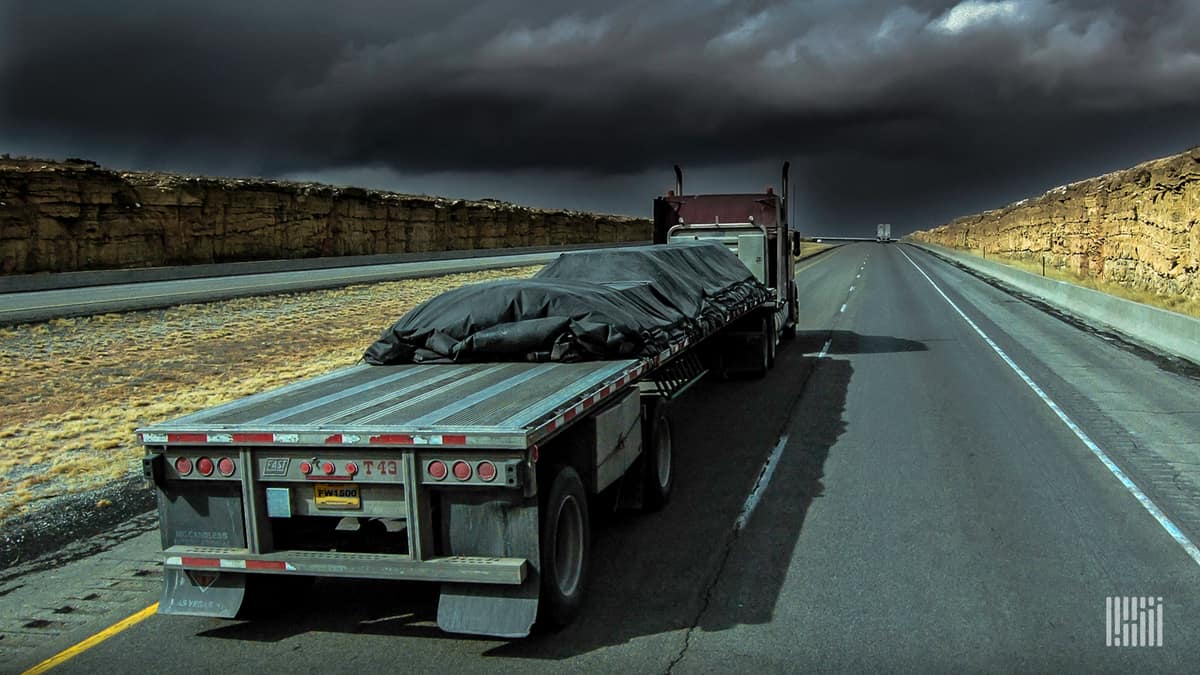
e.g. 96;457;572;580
766;317;777;369
749;316;771;378
641;402;673;512
782;282;798;340
538;465;590;629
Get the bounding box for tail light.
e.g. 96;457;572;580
217;457;236;477
477;461;497;482
174;457;193;476
196;457;214;476
427;460;447;480
321;461;336;475
452;461;472;481
299;461;313;475
345;462;359;476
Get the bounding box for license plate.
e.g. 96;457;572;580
314;483;360;509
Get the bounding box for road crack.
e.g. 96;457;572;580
665;344;830;674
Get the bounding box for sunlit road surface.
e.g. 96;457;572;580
5;243;1199;673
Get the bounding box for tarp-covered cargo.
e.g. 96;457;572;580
363;242;770;364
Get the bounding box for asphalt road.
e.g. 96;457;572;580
4;242;1199;673
0;250;568;325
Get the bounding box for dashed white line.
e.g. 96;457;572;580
735;433;790;531
839;303;847;313
897;246;1200;568
848;285;855;292
818;338;832;358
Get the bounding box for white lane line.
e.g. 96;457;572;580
735;434;790;531
839;303;847;313
818;338;832;358
848;285;855;292
856;273;861;279
898;247;1200;568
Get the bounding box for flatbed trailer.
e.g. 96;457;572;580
140;166;798;638
140;289;768;637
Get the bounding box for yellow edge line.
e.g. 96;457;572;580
22;602;159;675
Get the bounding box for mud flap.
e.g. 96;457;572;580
437;495;540;637
158;568;246;618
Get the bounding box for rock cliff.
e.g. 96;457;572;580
0;158;650;275
911;147;1199;309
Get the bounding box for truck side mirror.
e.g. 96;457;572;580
790;231;802;256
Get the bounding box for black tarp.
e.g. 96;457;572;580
363;242;770;364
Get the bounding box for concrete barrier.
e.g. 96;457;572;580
909;241;1200;366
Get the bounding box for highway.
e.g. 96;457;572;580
4;242;1199;672
0;249;574;325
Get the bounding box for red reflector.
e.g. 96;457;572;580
196;457;214;476
181;557;220;568
427;460;447;480
174;457;193;476
169;433;208;444
452;461;472;481
345;462;359;476
442;434;467;446
477;461;497;482
217;457;236;477
299;461;312;475
321;461;336;475
531;446;539;463
245;560;288;571
232;433;273;443
370;434;414;445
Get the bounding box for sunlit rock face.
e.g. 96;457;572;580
0;158;650;275
912;147;1200;307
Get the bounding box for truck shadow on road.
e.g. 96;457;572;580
486;344;857;659
195;341;868;661
794;329;927;355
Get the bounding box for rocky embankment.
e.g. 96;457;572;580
0;157;650;275
911;147;1200;312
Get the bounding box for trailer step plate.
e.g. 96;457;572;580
314;483;360;509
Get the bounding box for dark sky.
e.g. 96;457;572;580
2;1;1198;235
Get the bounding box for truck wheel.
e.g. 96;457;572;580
767;317;777;369
538;465;590;629
641;402;673;511
782;282;798;340
750;316;771;378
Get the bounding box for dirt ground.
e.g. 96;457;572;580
0;266;540;523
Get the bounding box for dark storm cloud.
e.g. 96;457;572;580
2;0;1199;230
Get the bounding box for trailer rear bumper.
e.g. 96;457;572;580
163;545;528;585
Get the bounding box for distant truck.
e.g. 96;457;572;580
876;223;892;242
137;167;798;639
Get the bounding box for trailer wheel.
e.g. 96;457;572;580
538;465;590;629
641;402;673;511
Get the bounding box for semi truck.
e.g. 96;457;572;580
137;164;798;638
653;162;800;368
876;223;892;242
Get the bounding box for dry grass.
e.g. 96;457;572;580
967;251;1200;319
797;242;835;260
0;266;541;521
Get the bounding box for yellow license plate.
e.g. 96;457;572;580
314;483;361;509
